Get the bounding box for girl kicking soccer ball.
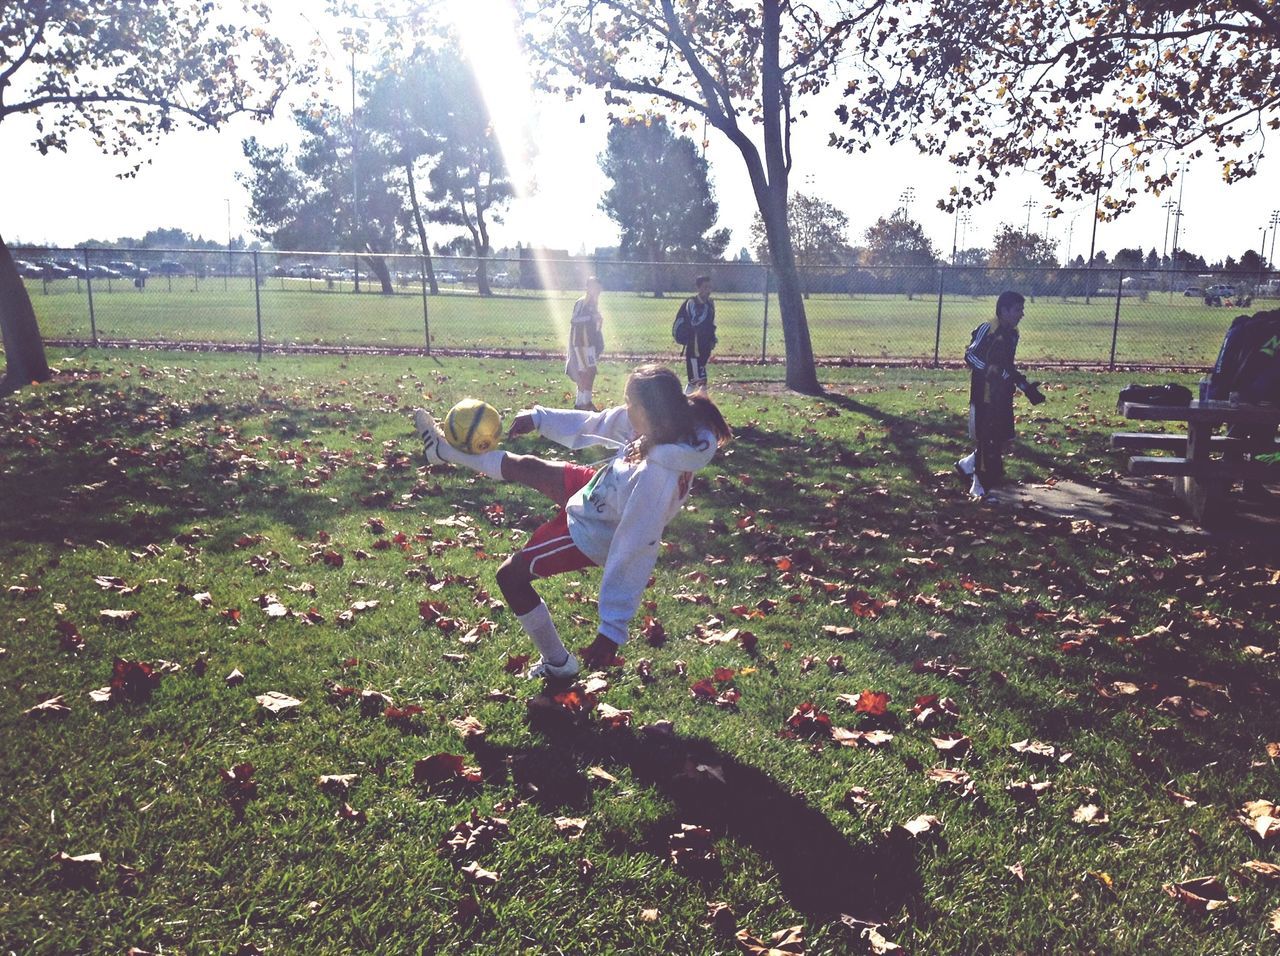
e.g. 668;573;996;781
413;364;731;679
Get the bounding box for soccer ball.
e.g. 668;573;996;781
444;398;502;454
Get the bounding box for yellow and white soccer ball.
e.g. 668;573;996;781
444;398;502;454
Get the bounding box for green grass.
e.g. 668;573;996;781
25;278;1267;367
2;350;1277;954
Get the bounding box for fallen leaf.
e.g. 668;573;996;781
256;691;302;715
459;861;499;885
1072;804;1110;827
318;773;357;794
554;817;587;839
1239;800;1280;842
337;802;367;823
1163;876;1235;912
1010;739;1057;763
225;668;245;687
1241;860;1280;884
895;814;942;839
450;715;486;739
23;695;70;719
735;925;804;955
413;753;481;787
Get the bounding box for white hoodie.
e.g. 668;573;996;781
532;405;718;644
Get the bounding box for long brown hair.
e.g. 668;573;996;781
624;364;731;461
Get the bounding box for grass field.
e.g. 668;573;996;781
2;350;1278;953
24;277;1268;367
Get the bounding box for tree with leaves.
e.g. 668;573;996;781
860;214;938;298
599;115;729;297
0;0;300;393
241;101;405;294
987;224;1059;298
522;0;884;394
836;1;1280;220
750;193;850;299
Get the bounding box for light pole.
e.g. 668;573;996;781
1269;209;1280;279
1023;197;1034;235
1169;160;1188;285
225;198;231;292
897;187;915;217
351;48;360;294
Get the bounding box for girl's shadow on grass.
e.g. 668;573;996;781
472;712;920;924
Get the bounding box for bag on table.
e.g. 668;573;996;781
1118;383;1193;407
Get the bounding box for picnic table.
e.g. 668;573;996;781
1112;399;1280;524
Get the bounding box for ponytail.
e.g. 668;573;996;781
688;392;732;447
622;364;731;461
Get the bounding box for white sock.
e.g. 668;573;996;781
517;601;569;665
969;475;986;498
958;452;976;474
438;446;506;480
576;389;591;406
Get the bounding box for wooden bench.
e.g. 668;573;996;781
1118;401;1280;524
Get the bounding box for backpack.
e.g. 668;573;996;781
1207;309;1280;402
672;312;692;346
1118;383;1193;407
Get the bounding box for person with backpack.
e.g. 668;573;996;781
672;275;717;394
956;291;1045;499
1207;308;1280;497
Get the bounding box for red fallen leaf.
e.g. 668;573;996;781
642;616;666;646
735;925;804;955
713;667;736;683
413;753;482;787
596;702;633;728
826;655;846;673
1163;876;1235;912
321;549;344;567
578;857;595;880
738;630;759;654
503;654;531;674
220;608;242;626
419;600;450;622
854;690;891;717
784;701;833;738
690;678;718;700
552;688;597;715
577;643;624;668
56;620;85;653
715;687;742;709
384;704;425;726
799;655;819;672
366;517;386;534
109;659;162;702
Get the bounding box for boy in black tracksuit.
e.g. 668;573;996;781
958;291;1044;498
674;275;717;394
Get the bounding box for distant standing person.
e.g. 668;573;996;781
566;276;605;410
956;291;1045;499
672;275;717;394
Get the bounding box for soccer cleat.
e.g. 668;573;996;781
413;408;449;466
968;475;986;500
526;653;580;681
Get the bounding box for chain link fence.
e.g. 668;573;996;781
14;245;1279;368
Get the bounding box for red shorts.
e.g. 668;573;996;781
519;463;599;578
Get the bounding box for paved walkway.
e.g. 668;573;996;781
995;477;1280;539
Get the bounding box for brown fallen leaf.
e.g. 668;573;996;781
450;715;486;740
1006;779;1052;803
337;802;367;823
895;814;942;840
1240;860;1280;884
1006;861;1026;882
931;733;971;756
1266;742;1280;760
1239;800;1280;843
554;817;587;839
256;691;302;715
99;608;140;624
54;851;102;887
459;861;499;885
317;773;357;794
225;668;245;687
586;767;618;786
1010;738;1057;763
1165;784;1197;808
1163;876;1235;912
1072;804;1110;827
639;907;659;922
413;753;482;787
706;901;738;937
735;924;804;956
23;695;71;719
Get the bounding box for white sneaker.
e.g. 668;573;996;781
526;654;579;681
969;476;986;499
413;408;449;466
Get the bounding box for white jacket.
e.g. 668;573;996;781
532;405;718;644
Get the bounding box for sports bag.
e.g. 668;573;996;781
1207;309;1280;402
1118;383;1193;407
672;313;692;346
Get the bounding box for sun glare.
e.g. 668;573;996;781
446;0;568;347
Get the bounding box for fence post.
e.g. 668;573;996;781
83;248;98;346
1109;270;1123;370
252;251;263;360
420;257;431;354
933;265;945;367
760;266;770;362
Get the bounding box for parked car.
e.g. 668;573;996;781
153;260;185;276
55;258;88;277
1205;283;1236;298
436;271;460;284
35;259;72;279
88;264;122;280
490;272;517;288
14;259;46;279
1183;286;1205;297
107;260;148;278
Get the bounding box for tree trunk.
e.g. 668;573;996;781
0;234;53;394
758;0;820;394
362;254;394;294
405;163;440;295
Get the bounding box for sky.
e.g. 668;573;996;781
3;1;1278;266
